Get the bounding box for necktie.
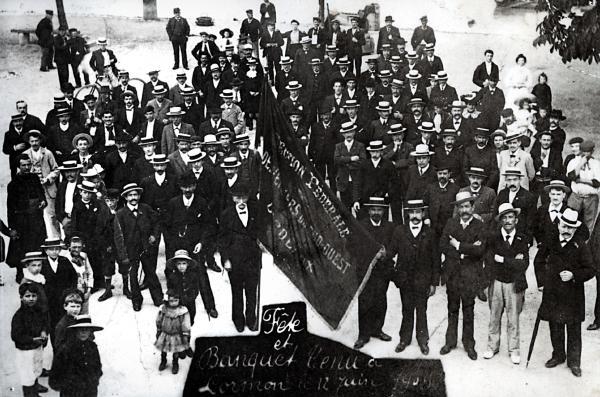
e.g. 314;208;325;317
132;209;138;217
560;239;567;246
505;234;511;242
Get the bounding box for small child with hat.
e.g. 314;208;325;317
155;288;191;374
49;315;103;396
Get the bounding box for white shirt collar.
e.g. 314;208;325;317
370;219;381;227
460;216;474;228
183;194;194;207
155;172;166;185
127;203;138;211
501;228;516;242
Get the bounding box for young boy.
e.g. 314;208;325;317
49;315;103;396
11;283;50;396
64;236;94;314
54;289;84;351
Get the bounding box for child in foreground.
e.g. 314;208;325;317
155;289;191;375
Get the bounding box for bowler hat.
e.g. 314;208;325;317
230;182;250;197
385;16;394;23
115;132;133;142
549;109;566;120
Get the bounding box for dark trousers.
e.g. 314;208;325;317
171;40;188;68
399;286;429;345
314;160;336;191
357;268;389;339
57;62;70;90
88;249;105;288
129;252;163;307
549;321;581;367
61;387;97;397
390;198;404;224
70;60;90;86
265;56;280;82
41;46;53;69
593;273;600;324
183;300;197;325
445;288;476;349
339;183;355;210
349;53;362;76
228;266;260;329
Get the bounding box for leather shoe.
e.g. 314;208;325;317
248;322;258;332
419;343;429;355
172;361;179;374
139;281;149;290
586;322;600;331
186;347;194;358
90;286;101;294
97;289;113;302
235;323;244;332
133;303;142;312
439;345;454;355
477;290;487;302
570;366;582;377
466;348;478;360
372;331;392;342
40;368;51;377
207;262;221;272
353;337;369;350
209;309;218;318
35;381;48;393
395;342;408;353
544;357;565;368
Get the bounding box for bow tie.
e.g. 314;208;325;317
239;210;247;215
411;226;419;230
560;239;568;245
132;209;138;216
550;209;559;213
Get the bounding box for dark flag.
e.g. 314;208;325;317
255;83;383;329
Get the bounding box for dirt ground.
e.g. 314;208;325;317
1;1;600;396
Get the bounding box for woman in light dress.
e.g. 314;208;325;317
504;53;533;112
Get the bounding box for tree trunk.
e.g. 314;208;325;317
319;0;325;23
55;0;68;29
143;0;158;20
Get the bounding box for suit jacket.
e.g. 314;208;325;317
112;85;139;106
360;158;395;202
240;18;263;43
260;30;284;60
203;79;229;110
55;179;80;222
221;103;245;135
535;234;595;323
161;122;196;155
274;70;300;101
497;149;535;191
440;216;486;295
463;144;499;189
472;61;499;88
141;80;169;108
293;47;321;81
115;106;144;136
390;223;440;288
233;150;261;191
424;181;460;236
383;141;415;200
366;117;399;145
35;17;54;48
116;203;159;260
280;95;309;121
139;172;179;216
218;204;261;270
458;186;497;225
181;102;205;133
411;26;436;49
197;119;234;140
429;84;458;110
139;120;165;152
325;30;347;56
103;149;140;190
418;56;444;79
3;127;29;175
433;146;464;185
495;187;536;244
192;65;211;91
191;40;220;61
334;140;366;200
260;2;277;24
377;26;403;52
533;202;567;246
163;194;215;248
530;145;564;181
146;98;174;125
360;218;396;277
345;27;366;59
485;230;529;292
169;84;193;106
406;164;436;200
53;34;70;64
89;49;117;75
302;72;329;104
70;197;112;248
441;116;475;149
475;87;505;129
167;150;191;177
166;17;190;42
41;256;78;315
308;121;340;164
46;123;80;164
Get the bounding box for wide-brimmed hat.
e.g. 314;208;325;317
388;123;406;135
465;167;488;178
406;51;418;60
187;148;206;162
152;86;168;95
495;202;521;221
410;144;434;157
452;191;476;205
78;180;98;193
424;43;435;51
544;179;571;193
174;133;192;142
404;199;428;210
490;129;507;139
502;167;523;177
440;129;457;137
436;70;449;81
220;89;234;99
121;182;143;197
167;249;197;268
72;133;93;148
40;238;66;249
340;122;357;134
378;70;392;78
418;122;435;134
366;140;385;151
285;81;303;90
408;97;425;107
67;315;104;331
300;36;311;44
219;27;234;38
363;197;388;208
166;107;186;116
549;109;566;120
375;101;392;111
406;70;422;80
21;251;45;264
150;154;170;164
560;208;582;228
337;56;351;66
58;160;83;171
180;86;196;97
391;79;404;88
220;156;241;168
385;15;394;22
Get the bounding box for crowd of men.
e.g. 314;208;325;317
4;3;600;395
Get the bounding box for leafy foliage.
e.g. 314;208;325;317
534;0;600;63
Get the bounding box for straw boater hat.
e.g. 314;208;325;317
408;97;425;107
410;144;434;157
440;129;457;138
21;251;45;264
363;197;388;208
436;71;449;81
174;133;192;142
233;133;251;145
559;208;582;228
465;167;488;178
166;107;186;117
149;154;170;164
337;56;351;65
201;134;221;146
220;89;234;99
139;137;157;146
418;122;435;134
391;79;404;88
425;43;435;51
504;131;523;142
56;107;71;117
67;315;104;331
404;199;428;210
490;129;507;140
375;101;392;111
474;127;490;137
366;55;379;64
307;58;322;66
388;124;407;135
326;45;338;52
452;191;476;205
285;81;303;90
220;156;241;168
300;36;311;44
406;51;418;60
279;56;293;65
78;180;98;193
366;140;385;152
406;70;422;80
495;202;521;222
58;160;83;171
152;86;168;96
343;99;360;109
97;37;107;45
544;179;571;193
181;86;196;97
121;182;143;197
40;238;66;249
340;122;357;134
216;127;233;139
378;70;392;79
72;132;93;148
187;148;206;163
502;167;523;177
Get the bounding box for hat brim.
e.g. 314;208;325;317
452;196;477;205
409;150;434;156
40;243;66;249
465;171;488;178
366;146;385;151
149;159;170;164
220;161;242;168
72;133;93;148
363;203;389;208
166;255;197;269
560;218;582;228
121;187;143;197
59;165;83;171
21;255;46;263
495;208;521;222
375;106;392;111
166;111;186;116
67;324;104;331
404;205;428;211
544;184;571;193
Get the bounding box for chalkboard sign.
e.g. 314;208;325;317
183;302;446;396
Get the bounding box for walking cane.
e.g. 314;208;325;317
526;308;542;368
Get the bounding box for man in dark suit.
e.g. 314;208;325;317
358;141;394;218
534;208;595;377
303;59;329;124
377;16;403;53
16;100;46;135
366;101;398;144
530;130;565;204
89;37;118;84
308;104;340;189
203;64;228;111
482;203;529;365
3;115;29;178
495;168;537;246
103;132;139;190
163;171;219;318
334;122;367;212
274;57;299;101
166;7;190;69
418;43;443;77
91;110;123;160
240;9;263;58
383;124;414;223
474;78;505;130
307;16;327;56
53;26;70;90
293;37;320;82
429;71;458;111
391;199;439;354
219;183;262;332
411;15;436;53
439;191;487;360
403;98;431;144
198;109;235;140
259;0;276;26
141;70;170;108
433;130;464;186
472;49;500;88
353;197;395;350
279;81;308;122
260;21;284;82
442;100;475;150
231;134;261;194
191;32;220;63
346;17;366;76
115;91;144;138
116;183;163;311
424;163;459;238
139;106;165;152
402;71;429;112
406;144;436;199
460;167;497;225
46;108;80;165
112;70;139;106
36;9;54;71
55;160;82;237
180;87;204;133
463;128;499;189
325;21;346;57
